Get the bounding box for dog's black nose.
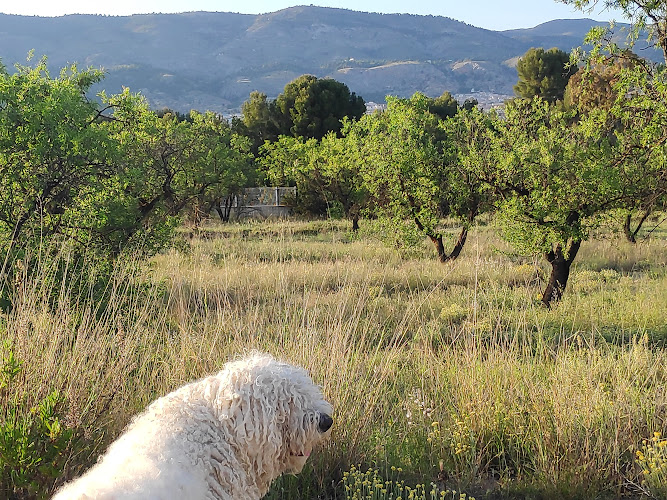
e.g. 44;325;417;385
319;413;333;433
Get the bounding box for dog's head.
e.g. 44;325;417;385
216;353;332;477
279;377;333;474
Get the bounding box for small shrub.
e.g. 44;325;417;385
438;304;469;325
0;342;73;499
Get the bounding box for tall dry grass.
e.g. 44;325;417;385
2;219;666;499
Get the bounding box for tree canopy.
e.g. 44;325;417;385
564;51;641;113
0;61;119;254
237;75;365;151
514;47;577;102
0;59;254;267
558;0;667;62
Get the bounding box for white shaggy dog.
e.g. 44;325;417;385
53;353;333;500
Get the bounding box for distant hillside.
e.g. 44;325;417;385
0;7;661;113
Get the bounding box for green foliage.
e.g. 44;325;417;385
441;107;497;222
349;93;492;261
261;131;367;225
559;0;667;63
488;99;617;255
514;47;576;102
0;342;73;499
238;75;365;151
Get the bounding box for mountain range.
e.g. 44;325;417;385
0;6;661;113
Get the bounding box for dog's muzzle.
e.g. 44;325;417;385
318;413;333;433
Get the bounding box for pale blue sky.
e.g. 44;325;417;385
0;0;626;31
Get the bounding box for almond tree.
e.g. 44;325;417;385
563;50;667;242
103;105;255;235
489;98;627;306
0;61;117;254
260;131;368;231
607;63;667;243
351;93;491;262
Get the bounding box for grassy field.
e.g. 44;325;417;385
2;218;667;499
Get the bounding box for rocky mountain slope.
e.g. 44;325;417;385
0;7;659;112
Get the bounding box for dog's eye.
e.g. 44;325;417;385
318;413;333;433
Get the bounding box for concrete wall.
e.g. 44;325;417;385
227;187;296;220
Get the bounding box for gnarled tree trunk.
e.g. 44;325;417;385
348;203;361;232
426;226;468;263
623;210;651;244
351;215;360;232
214;194;236;223
541;239;582;307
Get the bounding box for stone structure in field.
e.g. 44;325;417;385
233;187;296;219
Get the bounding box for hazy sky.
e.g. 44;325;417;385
0;1;627;31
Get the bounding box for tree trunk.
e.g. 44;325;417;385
449;226;468;261
623;210;651;244
428;234;447;262
347;202;361;232
401;173;471;263
623;213;636;243
214;195;235;223
427;226;468;263
541;240;582;307
351;215;360;232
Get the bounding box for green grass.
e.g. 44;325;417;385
2;218;666;499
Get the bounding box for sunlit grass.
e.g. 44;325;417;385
2;218;666;498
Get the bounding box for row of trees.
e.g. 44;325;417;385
2;0;666;308
0;59;255;275
0;63;374;298
258;51;666;306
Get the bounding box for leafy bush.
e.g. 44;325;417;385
0;342;73;499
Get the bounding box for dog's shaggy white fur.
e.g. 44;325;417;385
53;353;333;500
